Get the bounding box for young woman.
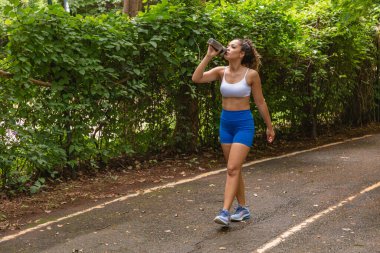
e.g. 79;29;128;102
192;38;275;226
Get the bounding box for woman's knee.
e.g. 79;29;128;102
227;164;241;177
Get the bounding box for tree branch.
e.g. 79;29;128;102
0;69;52;87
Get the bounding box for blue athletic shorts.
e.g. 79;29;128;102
219;109;255;147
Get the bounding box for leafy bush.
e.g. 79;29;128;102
0;0;378;194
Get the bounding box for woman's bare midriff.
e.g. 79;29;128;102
222;97;250;111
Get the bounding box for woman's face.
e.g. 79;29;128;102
224;39;244;61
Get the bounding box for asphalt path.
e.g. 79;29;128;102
1;134;380;253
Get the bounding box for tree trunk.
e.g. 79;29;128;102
123;0;142;17
63;0;70;12
376;24;380;122
301;17;320;139
173;83;199;153
123;0;128;14
47;0;52;5
300;60;317;139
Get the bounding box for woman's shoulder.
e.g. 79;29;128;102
247;68;259;76
246;68;260;85
213;66;226;71
211;66;226;78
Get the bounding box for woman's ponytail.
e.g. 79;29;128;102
239;38;262;71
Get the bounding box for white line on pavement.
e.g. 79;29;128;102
254;180;380;253
244;135;370;168
0;135;372;243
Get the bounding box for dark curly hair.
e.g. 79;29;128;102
236;38;262;71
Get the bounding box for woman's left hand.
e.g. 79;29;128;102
266;128;275;143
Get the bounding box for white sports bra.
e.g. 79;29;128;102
220;67;251;98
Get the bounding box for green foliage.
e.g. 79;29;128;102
69;0;122;15
0;0;378;194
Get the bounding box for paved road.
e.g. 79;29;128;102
1;134;380;253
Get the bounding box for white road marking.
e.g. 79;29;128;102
244;135;370;168
255;180;380;253
0;135;372;243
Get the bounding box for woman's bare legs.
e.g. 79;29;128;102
236;171;246;206
221;143;250;210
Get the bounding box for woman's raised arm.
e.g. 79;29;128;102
192;45;223;83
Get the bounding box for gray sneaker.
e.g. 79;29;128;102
230;205;250;221
213;209;231;226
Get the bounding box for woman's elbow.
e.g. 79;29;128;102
254;99;266;108
192;76;201;83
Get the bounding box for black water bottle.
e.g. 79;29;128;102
207;38;227;56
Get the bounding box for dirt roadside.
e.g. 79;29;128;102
1;123;380;235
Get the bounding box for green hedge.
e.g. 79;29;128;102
0;0;379;194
